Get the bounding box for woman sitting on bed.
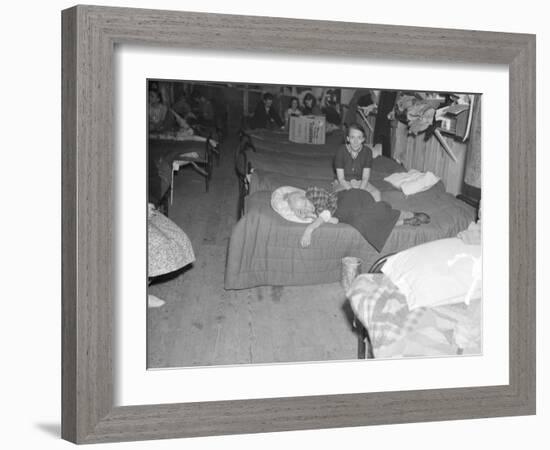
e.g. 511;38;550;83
333;123;382;202
285;186;430;251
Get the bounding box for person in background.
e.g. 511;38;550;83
300;92;322;116
321;89;341;125
148;88;194;136
372;90;398;158
148;89;171;131
333;123;382;201
191;91;215;127
250;92;284;129
284;96;302;128
171;93;196;123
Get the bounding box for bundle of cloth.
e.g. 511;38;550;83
384;169;440;196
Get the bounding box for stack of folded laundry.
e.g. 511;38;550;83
384;169;440;195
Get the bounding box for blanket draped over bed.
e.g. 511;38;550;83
148;139;208;205
347;274;481;358
248;128;345;156
225;155;475;289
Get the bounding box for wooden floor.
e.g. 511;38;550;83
147;132;359;368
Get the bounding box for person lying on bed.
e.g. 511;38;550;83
285;186;430;252
333;123;382;202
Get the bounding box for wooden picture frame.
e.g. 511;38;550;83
61;5;536;444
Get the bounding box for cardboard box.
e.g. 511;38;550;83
289;115;326;144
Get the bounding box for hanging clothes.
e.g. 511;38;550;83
373;90;397;158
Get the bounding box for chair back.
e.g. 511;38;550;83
368;253;396;273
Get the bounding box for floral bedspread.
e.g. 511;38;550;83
347;274;481;359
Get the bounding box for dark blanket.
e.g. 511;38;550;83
248;156;407;195
247;128;345;156
247;151;335;179
335;189;400;252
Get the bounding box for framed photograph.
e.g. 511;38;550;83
62;5;535;444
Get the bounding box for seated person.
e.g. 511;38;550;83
321;89;342;125
285;186;430;252
148;89;193;136
250;92;284;129
148;89;171;131
300;92;322;116
191;91;216;127
333;123;382;202
171;94;196;122
284;96;302;128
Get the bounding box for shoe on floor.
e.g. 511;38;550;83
148;294;166;308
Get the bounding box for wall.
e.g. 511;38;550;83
1;1;546;450
391;96;481;195
394;125;469;195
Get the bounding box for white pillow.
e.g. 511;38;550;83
270;186;314;224
381;238;481;310
384;170;418;188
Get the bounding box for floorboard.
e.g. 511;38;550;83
147;132;359;368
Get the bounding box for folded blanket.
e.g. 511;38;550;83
384;170;440;195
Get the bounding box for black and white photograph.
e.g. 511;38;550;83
146;80;482;368
4;0;544;447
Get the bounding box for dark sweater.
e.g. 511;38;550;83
333;144;373;180
250;101;283;129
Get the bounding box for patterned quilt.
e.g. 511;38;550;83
347;274;481;358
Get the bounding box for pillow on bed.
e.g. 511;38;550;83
270;186;314;224
381;237;481;310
